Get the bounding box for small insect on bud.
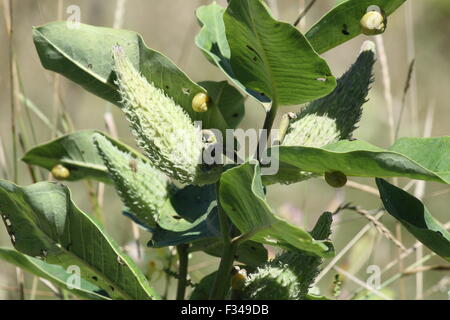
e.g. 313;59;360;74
324;171;347;188
192;92;210;113
51;164;70;180
360;10;386;36
231;269;247;290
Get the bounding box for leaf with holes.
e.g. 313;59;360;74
306;0;406;54
376;178;450;262
219;161;334;257
199;81;245;129
195;2;270;103
0;247;109;300
22;130;146;183
33;21;227;132
223;0;336;106
264;137;450;185
0;180;159;300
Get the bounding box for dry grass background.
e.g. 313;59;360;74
0;0;448;299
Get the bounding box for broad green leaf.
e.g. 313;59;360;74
193;239;268;268
264;138;450;185
195;2;270;103
224;0;336;106
122;184;220;246
219;161;333;257
22;130;146;183
190;271;217;300
147;207;220;247
199;81;245;129
33;22;227;132
142;184;267;267
0;247;108;300
389;137;450;183
306;0;406;54
376;178;450;262
0;180;159;299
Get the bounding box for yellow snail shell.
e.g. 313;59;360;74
360;11;386;36
192;92;210;113
51;164;70;180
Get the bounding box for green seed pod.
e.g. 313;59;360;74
360;10;386;36
94;134;170;227
192;92;209;113
51;164;70;180
279;42;376;184
112;45;220;185
243;213;333;300
325;171;347;188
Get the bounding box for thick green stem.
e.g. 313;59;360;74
176;244;189;300
257;101;279;161
209;181;237;300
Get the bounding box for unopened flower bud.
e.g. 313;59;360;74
112;45;220;185
94;134;170;226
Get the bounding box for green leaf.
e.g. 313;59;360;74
223;0;336;106
306;0;406;54
195;2;270;103
0;247;108;300
33;21;227;132
219;161;333;257
190;271;217;300
199;81;245;129
376;178;450;262
147;207;220;247
0;180;159;300
22;130;144;183
194;239;268;268
264;137;450;185
139;184;220;246
143;183;267;267
389;137;450;183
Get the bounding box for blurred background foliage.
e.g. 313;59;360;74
0;0;448;299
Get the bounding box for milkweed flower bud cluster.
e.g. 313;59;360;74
243;213;332;300
112;45;220;185
278;41;376;184
94;134;170;226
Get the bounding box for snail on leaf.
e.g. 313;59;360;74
360;9;387;36
51;164;70;180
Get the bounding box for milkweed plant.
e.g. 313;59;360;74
0;0;449;301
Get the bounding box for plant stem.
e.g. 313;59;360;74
176;244;189;300
256;101;279;161
6;0;17;184
262;101;279;138
209;181;237;300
